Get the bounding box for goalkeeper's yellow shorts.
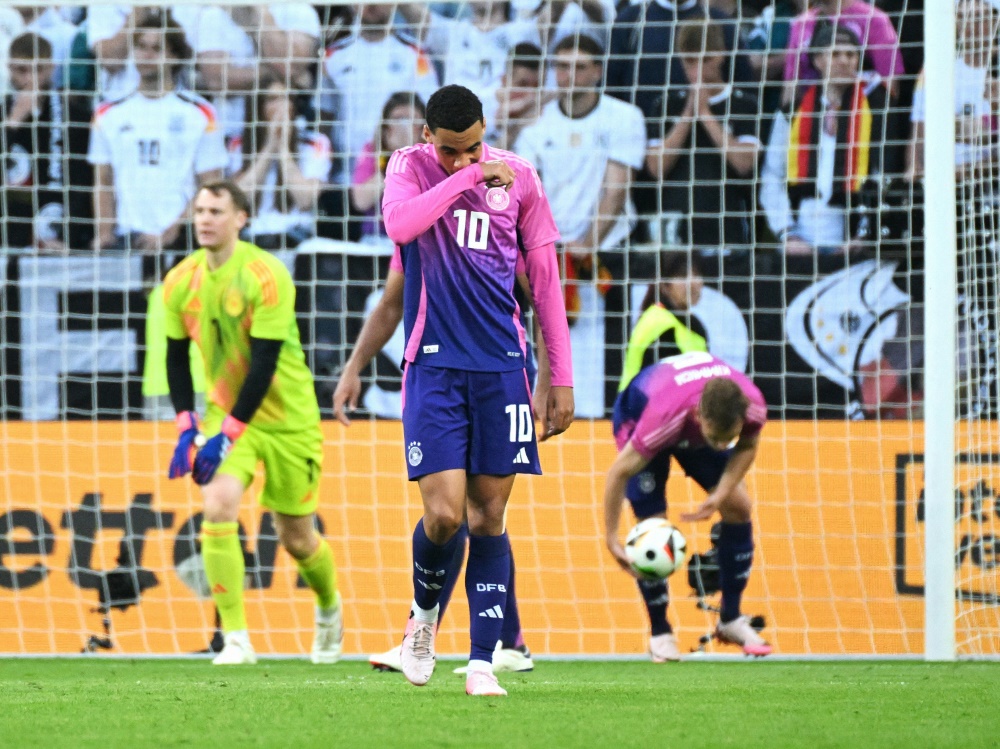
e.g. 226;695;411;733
204;411;323;517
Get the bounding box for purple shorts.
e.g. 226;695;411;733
401;364;541;480
622;446;731;519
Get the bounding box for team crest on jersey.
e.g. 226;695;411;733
485;187;510;211
223;288;245;317
169;115;185;133
407;441;423;467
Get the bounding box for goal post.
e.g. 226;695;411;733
921;0;957;662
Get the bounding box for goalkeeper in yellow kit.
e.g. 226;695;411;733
164;180;341;665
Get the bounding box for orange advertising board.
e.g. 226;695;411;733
0;420;997;656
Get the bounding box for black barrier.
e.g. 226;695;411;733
0;247;924;420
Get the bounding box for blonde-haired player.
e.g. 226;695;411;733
164;180;341;665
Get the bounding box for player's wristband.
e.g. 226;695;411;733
220;415;248;441
175;411;199;434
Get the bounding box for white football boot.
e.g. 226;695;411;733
465;669;507;696
369;644;403;672
649;633;681;663
311;596;344;664
212;630;257;665
400;611;438;686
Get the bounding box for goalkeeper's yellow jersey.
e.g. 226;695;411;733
163;240;319;432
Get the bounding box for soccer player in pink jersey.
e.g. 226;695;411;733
335;84;573;696
604;352;773;660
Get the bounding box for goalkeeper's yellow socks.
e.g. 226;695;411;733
297;537;339;612
201;521;247;632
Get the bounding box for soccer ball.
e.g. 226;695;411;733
625;518;687;580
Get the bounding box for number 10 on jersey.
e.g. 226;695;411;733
454;209;490;250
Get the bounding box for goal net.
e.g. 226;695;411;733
948;0;1000;657
0;0;993;659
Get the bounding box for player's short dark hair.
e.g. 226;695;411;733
198;180;251;215
509;42;544;73
9;33;52;61
425;85;484;133
699;378;750;433
553;33;605;61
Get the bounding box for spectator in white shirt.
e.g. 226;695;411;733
88;17;228;252
321;3;439;183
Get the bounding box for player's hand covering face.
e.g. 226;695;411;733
480;160;516;190
423;121;486;176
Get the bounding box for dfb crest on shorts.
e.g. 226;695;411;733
407;441;423;467
638;471;656;494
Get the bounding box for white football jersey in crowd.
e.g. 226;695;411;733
514;95;646;249
422;12;539;123
87;90;229;236
323;30;440;177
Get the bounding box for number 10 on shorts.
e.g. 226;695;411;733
505;404;533;442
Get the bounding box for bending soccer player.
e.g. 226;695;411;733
165;181;342;666
339;84;573;696
604;352;772;660
335;260;544;676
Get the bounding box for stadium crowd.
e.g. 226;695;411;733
0;0;972;418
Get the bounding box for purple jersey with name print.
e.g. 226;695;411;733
383;142;560;372
615;352;768;460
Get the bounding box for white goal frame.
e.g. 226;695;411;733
922;0;958;661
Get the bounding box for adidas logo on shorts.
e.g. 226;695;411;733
512;447;530;464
